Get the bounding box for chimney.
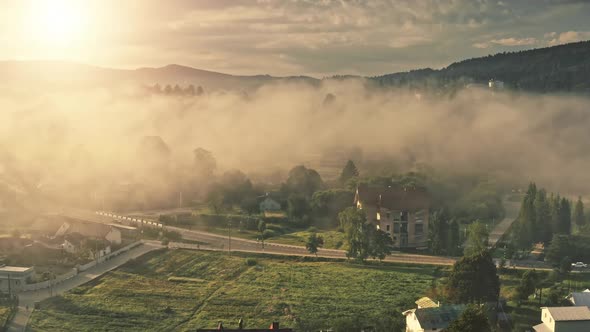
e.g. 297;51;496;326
270;322;279;330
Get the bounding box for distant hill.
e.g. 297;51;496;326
0;61;318;92
372;40;590;92
1;40;589;93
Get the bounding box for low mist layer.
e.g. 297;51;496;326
1;80;589;211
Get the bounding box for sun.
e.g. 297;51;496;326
28;0;86;46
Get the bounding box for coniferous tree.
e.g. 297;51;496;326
550;193;561;236
558;198;571;234
534;189;551;243
448;219;461;256
339;160;359;185
573;196;585;230
429;209;449;255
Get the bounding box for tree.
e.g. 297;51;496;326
446;250;500;304
517;183;537;246
534;189;552;243
306;233;324;256
464;221;489;257
429;209;450;255
310;189;354;225
194;148;217;179
287;194;311;220
446;219;461;256
545;234;569;266
185;84;196;96
207;187;225;215
560;256;572;274
258;220;267;248
367;226;393;260
338;207;370;261
283;165;324;197
173;84;182;95
164;84;172;94
339;160;359;185
196;86;204;96
573;196;585;229
515;270;538;302
444;305;492;332
558;197;572;234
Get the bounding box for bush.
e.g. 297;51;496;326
245;258;257;266
263;229;277;239
307;226;318;233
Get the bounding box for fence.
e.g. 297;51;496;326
20;241;142;292
95;211;164;228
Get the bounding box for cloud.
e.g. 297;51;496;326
1;0;590;76
472;42;490;49
547;30;590;46
490;37;538;46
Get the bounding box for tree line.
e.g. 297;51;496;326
145;83;204;96
513;182;587;249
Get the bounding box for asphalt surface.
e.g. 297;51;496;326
58;208;457;266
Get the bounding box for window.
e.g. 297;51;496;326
401;211;408;222
394;223;400;233
415;224;424;235
386;225;390;231
376;212;381;221
386;212;391;219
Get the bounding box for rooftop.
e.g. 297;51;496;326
544;306;590;321
570;291;590;307
415;297;439;309
404;304;466;330
0;266;34;273
356;183;430;211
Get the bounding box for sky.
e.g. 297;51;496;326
1;0;590;77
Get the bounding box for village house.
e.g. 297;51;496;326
0;265;34;294
55;221;122;245
403;302;466;332
259;194;281;213
533;306;590;332
62;233;112;259
568;289;590;307
354;184;430;248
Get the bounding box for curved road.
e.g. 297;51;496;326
58;207;457;266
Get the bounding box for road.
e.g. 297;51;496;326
57;208;457;266
7;242;162;332
488;196;522;247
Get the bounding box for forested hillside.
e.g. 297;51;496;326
373;41;590;93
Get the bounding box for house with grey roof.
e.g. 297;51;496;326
403;304;466;332
533;306;590;332
568;289;590;307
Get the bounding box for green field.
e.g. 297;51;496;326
29;249;436;331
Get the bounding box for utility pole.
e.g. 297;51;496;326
179;191;183;209
228;220;232;255
7;273;11;297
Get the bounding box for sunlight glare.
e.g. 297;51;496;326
28;0;86;46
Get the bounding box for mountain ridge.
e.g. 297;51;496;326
1;40;589;92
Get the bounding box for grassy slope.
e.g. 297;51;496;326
29;249;436;331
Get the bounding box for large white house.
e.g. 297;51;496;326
533;306;590;332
